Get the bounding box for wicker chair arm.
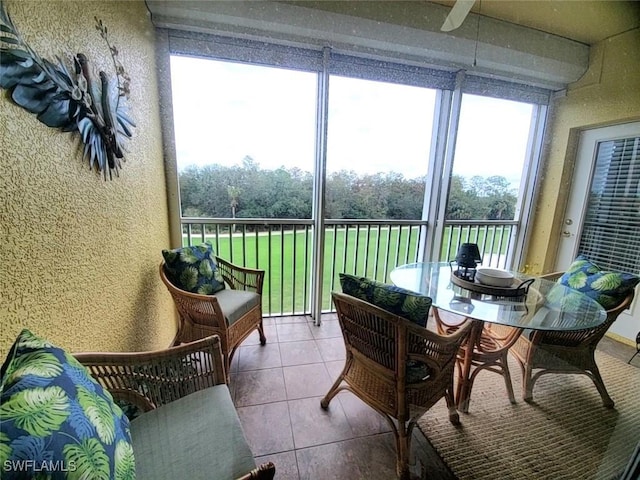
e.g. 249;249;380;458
216;256;265;294
406;320;472;374
235;462;276;480
432;308;469;335
73;335;227;411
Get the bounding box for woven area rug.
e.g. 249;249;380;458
417;351;640;480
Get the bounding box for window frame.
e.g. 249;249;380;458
157;28;551;318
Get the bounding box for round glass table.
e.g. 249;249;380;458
390;263;606;331
390;262;607;412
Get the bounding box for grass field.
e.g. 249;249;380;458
184;225;513;313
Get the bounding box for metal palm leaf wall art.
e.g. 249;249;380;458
0;3;135;180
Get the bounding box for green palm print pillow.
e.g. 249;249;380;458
558;256;639;310
162;242;225;294
0;329;135;480
339;273;432;327
339;274;433;383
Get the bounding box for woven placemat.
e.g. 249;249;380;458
417;351;640;480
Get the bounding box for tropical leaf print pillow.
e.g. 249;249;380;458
558;256;640;310
0;329;135;480
162;242;225;294
339;273;432;327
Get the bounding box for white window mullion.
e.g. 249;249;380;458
421;89;453;262
429;71;465;262
510;103;549;269
311;47;331;324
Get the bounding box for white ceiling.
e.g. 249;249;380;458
430;0;640;45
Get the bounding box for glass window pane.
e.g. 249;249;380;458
170;55;317;219
447;94;534;221
325;75;436;220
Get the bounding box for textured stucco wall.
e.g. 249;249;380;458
0;0;176;358
523;29;640;275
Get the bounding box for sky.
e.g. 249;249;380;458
170;55;533;187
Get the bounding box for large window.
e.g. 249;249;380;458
448;95;534;221
325;76;436;220
165;33;549;315
170;56;317;219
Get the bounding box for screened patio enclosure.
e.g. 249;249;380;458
151;3;574;320
165;43;547;319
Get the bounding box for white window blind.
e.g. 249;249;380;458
578;136;640;274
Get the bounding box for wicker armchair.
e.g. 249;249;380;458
509;271;636;408
160;257;266;379
432;309;523;413
73;335;275;480
321;292;472;480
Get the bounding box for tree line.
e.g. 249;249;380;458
179;156;517;221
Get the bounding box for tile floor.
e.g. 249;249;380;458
229;314;638;480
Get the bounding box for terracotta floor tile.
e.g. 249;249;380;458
283;363;333;400
277;323;314;342
279;340;323;367
233;367;286;407
238;343;282;371
236;401;294;456
288;396;354;449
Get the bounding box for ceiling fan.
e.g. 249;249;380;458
441;0;477;32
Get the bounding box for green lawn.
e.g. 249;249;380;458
184;224;512;313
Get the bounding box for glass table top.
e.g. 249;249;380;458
390;263;607;331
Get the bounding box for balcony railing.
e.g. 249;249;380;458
181;217;518;316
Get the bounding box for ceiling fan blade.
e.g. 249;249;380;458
441;0;476;32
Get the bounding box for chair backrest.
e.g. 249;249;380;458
159;262;224;324
537;271;636;347
332;292;399;372
332;292;471;380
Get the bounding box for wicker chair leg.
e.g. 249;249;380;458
501;356;516;404
395;421;414;480
320;375;345;409
588;364;615;408
445;389;460;425
257;320;267;346
454;362;464;410
523;364;534;402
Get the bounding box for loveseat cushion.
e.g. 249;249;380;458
162;243;225;294
129;385;255;480
215;289;261;325
0;329;135;480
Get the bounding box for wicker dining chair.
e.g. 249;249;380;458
509;271;636;408
159;257;266;379
321;292;472;480
432;309;523;413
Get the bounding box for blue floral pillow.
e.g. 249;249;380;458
339;273;432;327
558;256;640;310
162;242;225;294
0;329;135;480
